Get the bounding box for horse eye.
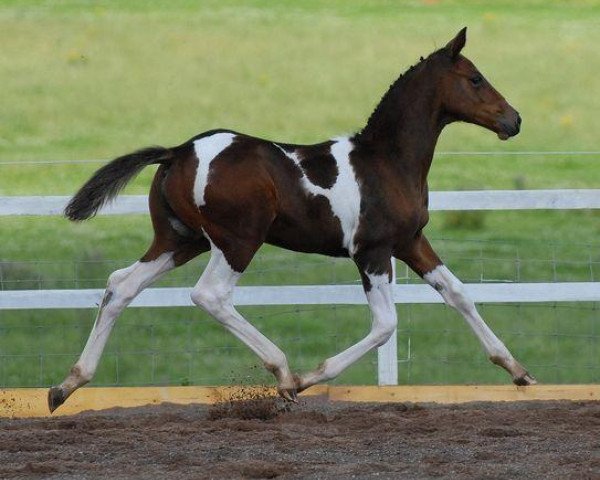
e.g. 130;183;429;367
470;75;483;87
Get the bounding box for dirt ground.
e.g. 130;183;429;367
1;396;599;480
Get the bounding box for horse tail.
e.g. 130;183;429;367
64;146;174;221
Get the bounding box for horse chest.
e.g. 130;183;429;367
354;196;427;250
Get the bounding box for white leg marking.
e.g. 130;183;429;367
275;137;361;255
190;241;294;390
64;252;175;390
300;272;397;388
193;132;236;206
423;265;520;371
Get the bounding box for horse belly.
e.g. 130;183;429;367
266;199;351;257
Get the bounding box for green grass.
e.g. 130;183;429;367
1;0;599;388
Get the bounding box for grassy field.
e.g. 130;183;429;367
1;0;599;389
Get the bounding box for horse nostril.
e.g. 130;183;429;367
516;114;522;126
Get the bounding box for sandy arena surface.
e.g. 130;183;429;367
1;396;599;479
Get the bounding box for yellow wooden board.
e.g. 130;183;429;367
1;385;598;418
328;385;600;403
0;385;327;418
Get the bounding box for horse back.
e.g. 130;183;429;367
157;131;353;257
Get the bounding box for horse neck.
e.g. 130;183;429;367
356;68;446;187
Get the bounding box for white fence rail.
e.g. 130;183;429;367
2;190;600;216
2;189;600;386
1;283;599;310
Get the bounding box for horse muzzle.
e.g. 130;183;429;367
497;112;522;140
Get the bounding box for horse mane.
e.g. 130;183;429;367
358;50;444;142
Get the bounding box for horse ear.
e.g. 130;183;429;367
445;27;467;61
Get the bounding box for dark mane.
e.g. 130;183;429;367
357;50;445;143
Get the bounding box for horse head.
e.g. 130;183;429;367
435;27;521;140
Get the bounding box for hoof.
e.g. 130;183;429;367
513;372;537;386
48;386;66;413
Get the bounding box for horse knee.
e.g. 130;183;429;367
372;315;397;347
373;328;395;348
444;283;472;311
431;273;472;311
425;266;474;311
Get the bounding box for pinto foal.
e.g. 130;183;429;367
49;28;534;412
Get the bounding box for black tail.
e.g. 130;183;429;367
64;146;173;221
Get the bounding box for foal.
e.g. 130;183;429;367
49;28;534;412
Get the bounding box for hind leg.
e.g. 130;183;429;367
190;232;297;401
49;165;211;412
48;237;209;413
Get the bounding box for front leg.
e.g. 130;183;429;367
297;251;397;391
402;234;536;386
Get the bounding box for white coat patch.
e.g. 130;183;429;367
193;132;236;206
275;137;362;255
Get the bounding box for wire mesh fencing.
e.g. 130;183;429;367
1;237;599;388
